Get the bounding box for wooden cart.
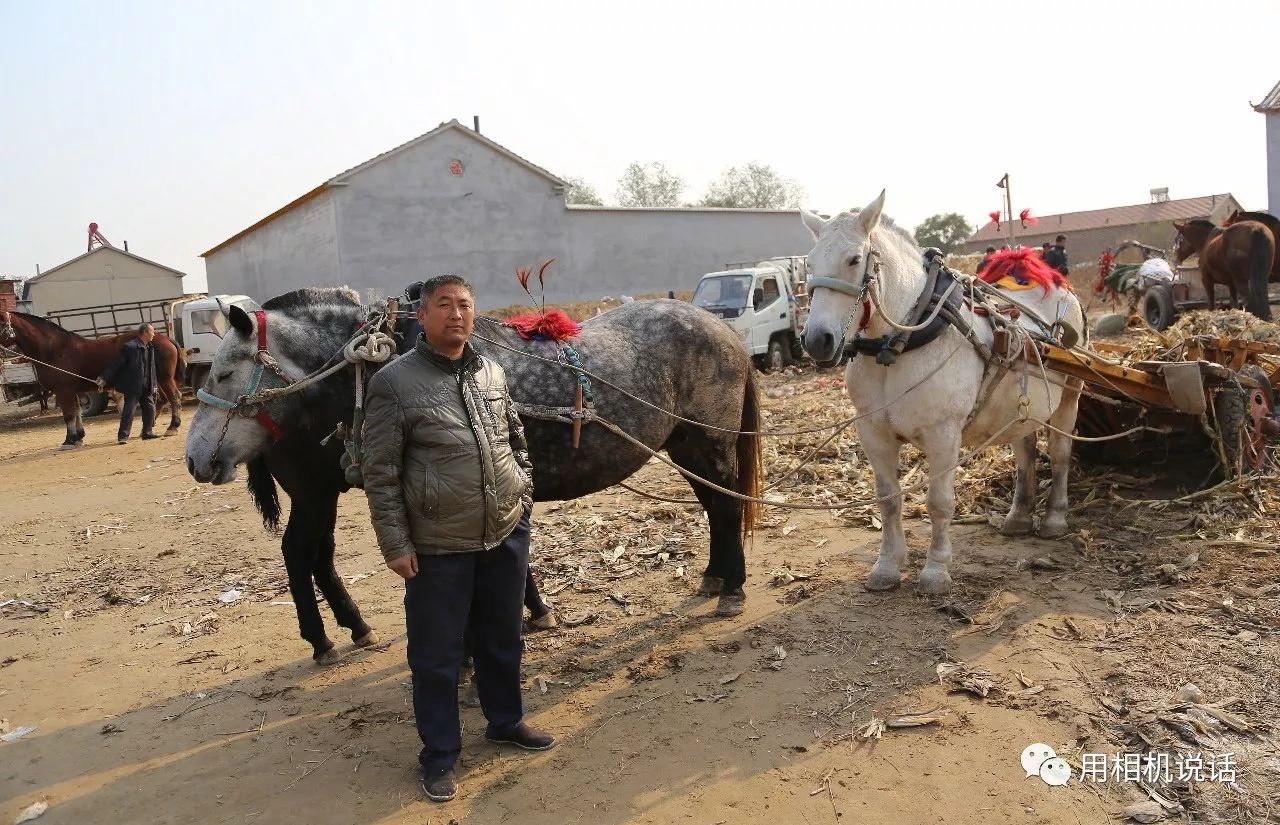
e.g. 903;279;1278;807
1035;337;1280;474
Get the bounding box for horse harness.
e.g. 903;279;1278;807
807;247;1072;428
196;310;297;453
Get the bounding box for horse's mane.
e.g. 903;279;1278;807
12;312;81;340
261;287;362;312
1183;218;1217;231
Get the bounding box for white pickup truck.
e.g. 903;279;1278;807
692;256;810;371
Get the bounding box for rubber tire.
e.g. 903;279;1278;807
1213;385;1248;477
1143;286;1176;332
79;391;109;417
187;365;209;393
764;338;789;373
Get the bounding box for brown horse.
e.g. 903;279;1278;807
1173;218;1275;320
1224;209;1280;280
0;310;185;449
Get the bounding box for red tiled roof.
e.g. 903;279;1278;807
966;194;1237;244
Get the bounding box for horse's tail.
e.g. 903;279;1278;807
1247;227;1274;321
246;456;282;531
737;367;764;542
173;342;187;385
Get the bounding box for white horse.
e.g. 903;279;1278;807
800;191;1084;594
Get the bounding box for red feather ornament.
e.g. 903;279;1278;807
988;210;1002;231
1019;208;1039;227
977;248;1069;294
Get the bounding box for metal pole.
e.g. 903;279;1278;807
1005;172;1016;248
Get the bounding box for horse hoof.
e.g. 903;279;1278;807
865;566;902;592
313;647;341;666
167;424;181;432
1037;519;1070;540
714;589;746;617
916;567;953;595
58;443;77;452
999;515;1035;537
461;682;481;708
353;630;380;648
528;611;558;631
697;575;724;597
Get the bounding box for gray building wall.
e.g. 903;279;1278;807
334;128;569;309
204;126;814;309
204;190;340;300
565;207;812;299
1267;112;1280;216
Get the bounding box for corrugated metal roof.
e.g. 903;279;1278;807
1254;79;1280;113
966;194;1237;244
201;120;568;258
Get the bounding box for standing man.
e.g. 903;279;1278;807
97;322;159;445
1045;234;1070;276
977;245;997;273
362;274;555;803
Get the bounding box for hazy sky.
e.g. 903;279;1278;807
2;0;1277;294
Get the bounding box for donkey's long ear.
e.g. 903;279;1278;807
800;208;826;240
858;189;887;234
228;304;254;337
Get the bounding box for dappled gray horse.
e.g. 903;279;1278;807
184;288;762;663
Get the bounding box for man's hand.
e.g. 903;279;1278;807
387;553;418;579
95;378;106;390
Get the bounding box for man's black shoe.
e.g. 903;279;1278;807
421;769;456;802
485;722;556;751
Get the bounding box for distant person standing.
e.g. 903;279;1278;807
1044;235;1069;276
1040;242;1051;259
977;246;997;273
96;323;159;445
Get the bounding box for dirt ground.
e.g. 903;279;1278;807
1;366;1277;825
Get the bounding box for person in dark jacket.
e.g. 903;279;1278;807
96;323;159;445
976;246;997;273
363;275;555;803
1044;235;1069;276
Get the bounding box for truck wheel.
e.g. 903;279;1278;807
765;338;789;373
188;365;209;393
1143;286;1176;331
78;391;109;417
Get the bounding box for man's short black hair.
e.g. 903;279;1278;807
411;275;474;305
985;246;996;253
1042;242;1051;248
1055;235;1066;243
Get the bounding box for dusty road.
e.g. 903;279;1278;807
1;370;1274;824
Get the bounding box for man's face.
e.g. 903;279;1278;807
1058;238;1066;248
416;283;474;352
141;325;155;343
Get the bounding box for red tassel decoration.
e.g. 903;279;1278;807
1019;208;1039;227
503;310;581;342
977;248;1069;294
988;210;1002;231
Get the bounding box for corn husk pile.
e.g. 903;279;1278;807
1119;309;1280;362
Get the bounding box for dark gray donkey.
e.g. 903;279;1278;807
184;287;762;664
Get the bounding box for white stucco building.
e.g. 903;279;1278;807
202;120;813;309
1257;79;1280;216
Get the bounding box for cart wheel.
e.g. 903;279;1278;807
78;391;108;417
1213;369;1275;476
1143;286;1176;331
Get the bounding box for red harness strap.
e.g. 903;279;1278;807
252;310;287;443
858;300;873;331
